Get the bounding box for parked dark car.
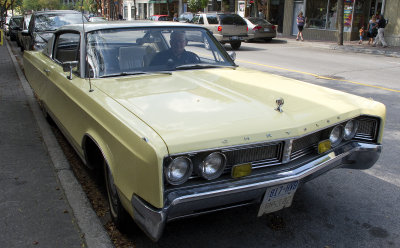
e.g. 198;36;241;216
8;15;23;41
22;10;87;51
17;14;32;51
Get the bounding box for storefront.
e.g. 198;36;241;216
282;0;379;42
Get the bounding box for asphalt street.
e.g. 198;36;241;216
3;36;400;248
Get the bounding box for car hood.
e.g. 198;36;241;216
94;67;381;154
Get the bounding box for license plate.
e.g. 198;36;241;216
231;36;238;40
257;181;299;217
264;28;270;32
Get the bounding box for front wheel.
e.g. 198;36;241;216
104;161;130;231
230;41;241;50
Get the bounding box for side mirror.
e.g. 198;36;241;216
62;61;79;80
228;51;236;61
22;30;30;36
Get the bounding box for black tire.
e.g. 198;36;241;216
104;161;130;231
230;41;241;50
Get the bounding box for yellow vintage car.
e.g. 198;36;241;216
23;22;385;241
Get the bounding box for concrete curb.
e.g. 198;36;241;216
280;37;400;58
330;45;400;58
6;40;114;248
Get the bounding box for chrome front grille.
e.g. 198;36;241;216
290;130;329;160
223;142;283;171
355;117;378;141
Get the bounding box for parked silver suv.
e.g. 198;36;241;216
191;13;248;50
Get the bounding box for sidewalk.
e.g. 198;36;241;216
278;35;400;58
0;41;113;247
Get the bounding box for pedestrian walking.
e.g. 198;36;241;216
258;9;265;19
173;13;178;22
296;11;306;41
359;26;364;44
373;14;388;48
367;15;377;45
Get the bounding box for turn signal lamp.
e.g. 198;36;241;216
318;140;332;154
253;26;262;30
218;26;222;32
232;163;252;179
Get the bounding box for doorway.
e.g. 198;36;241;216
292;1;304;35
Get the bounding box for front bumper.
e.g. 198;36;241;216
131;142;381;241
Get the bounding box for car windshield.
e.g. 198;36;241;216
219;14;246;25
10;17;23;27
247;17;272;25
35;13;87;32
86;27;236;78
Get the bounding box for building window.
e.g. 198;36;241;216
306;0;338;30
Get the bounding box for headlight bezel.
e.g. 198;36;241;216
329;125;344;147
343;120;359;140
196;152;227;180
164;156;193;185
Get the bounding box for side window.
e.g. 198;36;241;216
207;15;218;24
198;16;204;24
233;15;247;25
54;32;80;64
191;15;200;24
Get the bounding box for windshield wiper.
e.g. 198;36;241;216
174;64;236;70
99;71;172;78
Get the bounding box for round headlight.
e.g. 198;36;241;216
164;157;193;185
329;125;344;147
197;152;227;180
344;120;358;140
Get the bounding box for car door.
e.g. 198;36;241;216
41;31;88;149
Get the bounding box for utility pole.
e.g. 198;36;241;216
337;0;344;45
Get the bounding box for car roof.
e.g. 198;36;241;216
58;21;204;33
34;10;81;16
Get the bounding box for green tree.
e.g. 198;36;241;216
187;0;208;12
1;0;23;27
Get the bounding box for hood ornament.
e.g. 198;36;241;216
275;98;284;113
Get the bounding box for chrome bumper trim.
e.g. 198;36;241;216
131;142;381;241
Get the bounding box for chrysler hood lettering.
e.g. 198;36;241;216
95;69;368;153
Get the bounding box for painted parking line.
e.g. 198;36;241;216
237;59;400;93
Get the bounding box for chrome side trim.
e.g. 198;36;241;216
131;142;381;241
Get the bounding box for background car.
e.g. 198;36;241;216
178;12;193;23
17;14;31;51
4;16;11;36
244;17;276;42
149;15;172;21
23;10;87;50
191;12;248;50
89;16;107;22
8;15;23;41
24;21;385;242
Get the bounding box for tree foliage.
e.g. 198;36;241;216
187;0;208;12
22;0;60;11
74;0;100;14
